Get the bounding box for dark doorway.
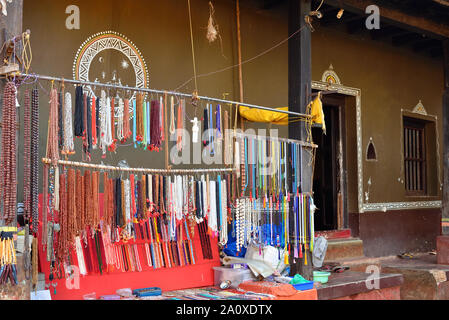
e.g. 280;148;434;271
312;104;340;231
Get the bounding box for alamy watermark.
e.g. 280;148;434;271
365;5;380;30
169;128;280;176
65;5;80;30
365;265;380;290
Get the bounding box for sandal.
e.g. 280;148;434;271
318;263;339;272
397;253;414;259
332;266;349;273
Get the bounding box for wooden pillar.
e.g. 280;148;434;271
442;39;449;236
0;0;29;300
288;0;313;280
0;0;23;64
0;0;23;226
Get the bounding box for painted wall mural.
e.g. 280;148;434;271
73;31;149;116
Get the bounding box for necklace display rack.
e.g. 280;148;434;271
18;73;310;118
37;157;236;297
8;71;318;299
228;132;317;266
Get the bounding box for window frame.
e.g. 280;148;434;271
403;116;427;196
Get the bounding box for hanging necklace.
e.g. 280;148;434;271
132;98;137;147
91;95;97;149
143;99;147;147
123;99;131;141
23;90;31;223
150;100;162;150
117;98;125;142
74;86;84;138
160;95;165;142
209;103;214;155
169;96;176;136
82;93;88;160
146;100;151;148
177;99;185;151
62;92;75;155
31;88;40;234
86;96;92;159
48;88;60;162
203;105;209;147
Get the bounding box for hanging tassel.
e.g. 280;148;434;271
62;92;75;155
169;96;175;136
176;99;185;151
74;86;84;138
206;1;218;43
203;106;209;147
91;96;97;149
58;90;64;151
124;99;131;141
150;100;162;150
133;98;137;147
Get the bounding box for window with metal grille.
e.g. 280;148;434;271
403;117;426;195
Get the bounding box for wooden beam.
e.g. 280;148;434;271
430;46;443;57
445;40;449;88
325;0;449;39
0;1;22;231
319;8;341;26
442;39;449;235
261;0;286;10
341;12;363;23
288;0;313;280
370;25;410;40
413;39;442;52
0;1;23;65
392;32;426;46
346;17;367;34
289;0;311;141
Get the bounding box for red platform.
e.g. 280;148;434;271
315;229;351;240
437;236;449;265
37;195;221;300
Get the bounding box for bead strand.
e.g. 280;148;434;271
31;88;40;234
1;82;17;225
23;90;32;222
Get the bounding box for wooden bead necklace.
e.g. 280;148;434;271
1;82;17;225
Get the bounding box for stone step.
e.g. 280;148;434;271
316;271;403;300
325;253;449;300
324;238;364;262
380;253;449;300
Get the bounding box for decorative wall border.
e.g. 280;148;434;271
73;31;149;104
362;201;442;212
313;66;442;213
311;80;364;213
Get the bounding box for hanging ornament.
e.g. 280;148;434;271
191;117;200;143
206;1;218;43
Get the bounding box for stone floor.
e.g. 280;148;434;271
31;254;449;300
329;253;449;300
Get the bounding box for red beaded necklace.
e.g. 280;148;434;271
1;82;17;225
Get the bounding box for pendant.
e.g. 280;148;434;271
52;282;58;295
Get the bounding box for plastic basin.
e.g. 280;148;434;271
313;271;331;284
292;281;315;291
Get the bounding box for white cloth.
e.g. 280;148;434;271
75;236;87;276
